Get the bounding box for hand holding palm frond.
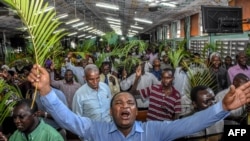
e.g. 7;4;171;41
2;0;66;107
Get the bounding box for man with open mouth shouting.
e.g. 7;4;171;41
26;64;250;141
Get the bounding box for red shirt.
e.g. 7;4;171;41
140;84;181;121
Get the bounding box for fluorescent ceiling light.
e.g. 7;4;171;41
72;22;85;28
108;21;121;25
65;18;80;25
131;25;144;30
96;2;119;10
106;17;121;22
161;2;176;7
17;26;28;31
110;25;121;28
85;27;94;31
78;34;86;38
85;35;92;38
37;6;55;14
67;32;78;36
53;13;68;20
25;36;34;39
53;28;66;34
78;26;89;31
134;18;153;24
129;30;139;33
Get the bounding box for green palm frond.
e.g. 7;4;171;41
118;57;141;75
184;63;216;98
118;40;147;73
95;46;122;68
101;31;119;46
168;44;189;69
2;0;66;66
0;79;23;125
121;40;148;58
201;43;218;59
2;0;67;108
49;42;65;69
77;39;96;53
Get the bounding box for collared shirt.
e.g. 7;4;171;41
36;88;68;129
50;71;81;109
173;67;189;97
72;82;112;122
100;73;120;96
120;72;160;108
228;64;250;83
9;119;64;141
65;62;85;85
151;69;162;80
139;85;181;121
40;89;229;141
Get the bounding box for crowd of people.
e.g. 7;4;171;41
1;46;250;141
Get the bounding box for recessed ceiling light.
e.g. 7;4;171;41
96;2;119;10
65;18;80;25
134;18;153;24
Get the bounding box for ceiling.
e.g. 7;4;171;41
0;0;229;40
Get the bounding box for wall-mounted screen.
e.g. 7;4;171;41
201;5;243;33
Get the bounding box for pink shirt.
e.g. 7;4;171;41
228;64;250;83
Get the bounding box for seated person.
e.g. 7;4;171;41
36;87;68;141
3;99;64;141
216;73;249;125
177;85;223;141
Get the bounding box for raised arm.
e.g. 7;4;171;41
27;64;92;139
222;82;250;111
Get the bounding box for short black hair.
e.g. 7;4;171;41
233;73;249;83
110;92;138;108
101;61;111;67
162;68;174;77
14;99;38;114
190;85;209;102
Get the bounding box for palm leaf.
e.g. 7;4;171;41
101;31;119;46
184;63;216;98
168;42;189;69
2;0;66;66
0;79;23;125
2;0;67;108
77;39;96;53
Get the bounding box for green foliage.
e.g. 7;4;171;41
168;40;189;69
118;40;148;74
2;0;66;66
182;60;216;98
201;43;218;59
101;31;119;46
2;0;67;108
49;42;65;69
0;79;23;125
73;39;96;59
